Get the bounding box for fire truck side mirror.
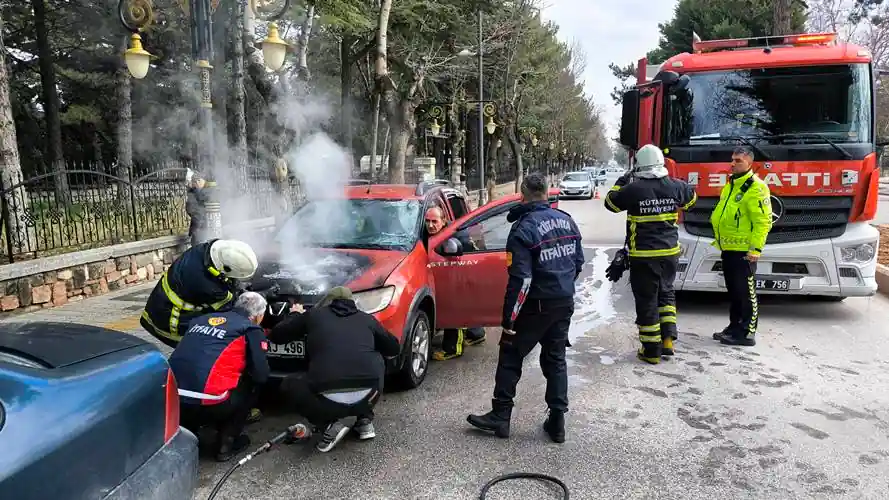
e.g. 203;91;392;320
619;89;640;150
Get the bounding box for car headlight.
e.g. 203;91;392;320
353;286;396;314
840;242;876;263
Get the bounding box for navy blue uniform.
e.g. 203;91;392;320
492;200;583;415
141;240;237;348
171;308;269;456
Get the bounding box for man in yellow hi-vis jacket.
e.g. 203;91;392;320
710;146;773;347
605;144;697;364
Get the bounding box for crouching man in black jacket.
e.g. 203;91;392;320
268;286;400;453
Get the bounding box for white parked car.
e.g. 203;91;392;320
559;171;595;199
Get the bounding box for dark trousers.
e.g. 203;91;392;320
284;378;381;428
721;251;759;338
179;379;258;452
493;298;574;414
629;256;678;355
441;327;485;355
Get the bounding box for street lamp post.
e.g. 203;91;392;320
457;9;487;204
118;0;290;242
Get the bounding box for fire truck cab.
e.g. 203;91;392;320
618;32;881;299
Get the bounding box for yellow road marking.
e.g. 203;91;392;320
102;314;143;332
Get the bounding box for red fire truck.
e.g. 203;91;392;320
618;32;880;299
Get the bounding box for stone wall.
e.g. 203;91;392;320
0;242;186;314
0;217;276;315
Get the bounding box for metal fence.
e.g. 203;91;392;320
0;160;303;263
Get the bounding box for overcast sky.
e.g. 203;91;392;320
541;0;679;138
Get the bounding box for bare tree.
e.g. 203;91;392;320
0;7;35;254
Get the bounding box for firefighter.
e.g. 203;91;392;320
423;206;487;360
710;146;773;347
170;291;270;462
604;144;697;364
141;238;258;349
466;173;584;444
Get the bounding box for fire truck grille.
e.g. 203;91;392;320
683;196;853;245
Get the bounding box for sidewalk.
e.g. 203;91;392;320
0;280;170;352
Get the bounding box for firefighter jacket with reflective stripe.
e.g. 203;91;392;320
168;308;270;405
605;175;697;258
141;240;236;346
709;170;773;257
501;201;585;330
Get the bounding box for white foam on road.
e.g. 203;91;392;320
569;247;618;347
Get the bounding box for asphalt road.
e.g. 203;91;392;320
190;187;889;500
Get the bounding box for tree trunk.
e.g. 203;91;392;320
369;94;381;181
116;35;133;203
340;36;354;155
373;0;394;180
31;0;70;205
507;128;523;193
387;99;415;184
296;3;315;83
772;0;794;36
230;0;248;188
0;8;35;256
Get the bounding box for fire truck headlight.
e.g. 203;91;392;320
841;243;876;263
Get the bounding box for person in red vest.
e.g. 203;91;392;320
169;291;270;462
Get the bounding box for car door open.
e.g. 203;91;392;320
428;196;522;329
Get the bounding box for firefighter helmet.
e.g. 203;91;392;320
209;239;258;279
634;144;665;171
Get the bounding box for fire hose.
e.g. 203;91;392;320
206;422;569;500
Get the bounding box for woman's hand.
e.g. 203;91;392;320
290;303;305;314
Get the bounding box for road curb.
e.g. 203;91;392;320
877;264;889;297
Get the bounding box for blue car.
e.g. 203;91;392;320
0;322;198;500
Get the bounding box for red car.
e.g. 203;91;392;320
248;180;559;389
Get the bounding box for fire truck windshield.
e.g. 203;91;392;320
665;63;872;146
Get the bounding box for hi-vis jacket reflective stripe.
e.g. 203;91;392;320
141;241;236;346
605;175;697;258
709;170;773;257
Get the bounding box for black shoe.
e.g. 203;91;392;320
543;410;565;443
467;410;511;438
713;330;732;341
215;434;251;462
719;335;756;347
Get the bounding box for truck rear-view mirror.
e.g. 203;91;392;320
620;89;640;150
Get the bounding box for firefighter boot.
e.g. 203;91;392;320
467;404;511;438
637;342;662;365
543;410;566;443
661;337;675;357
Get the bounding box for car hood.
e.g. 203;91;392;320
247;248;408;301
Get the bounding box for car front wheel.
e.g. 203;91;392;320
395;310;432;389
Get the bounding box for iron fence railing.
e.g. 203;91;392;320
0;161;303;263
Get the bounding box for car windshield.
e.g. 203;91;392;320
563;173;589;182
666;63;872;145
274;199;422;250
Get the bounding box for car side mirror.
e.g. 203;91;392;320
438;237;464;256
